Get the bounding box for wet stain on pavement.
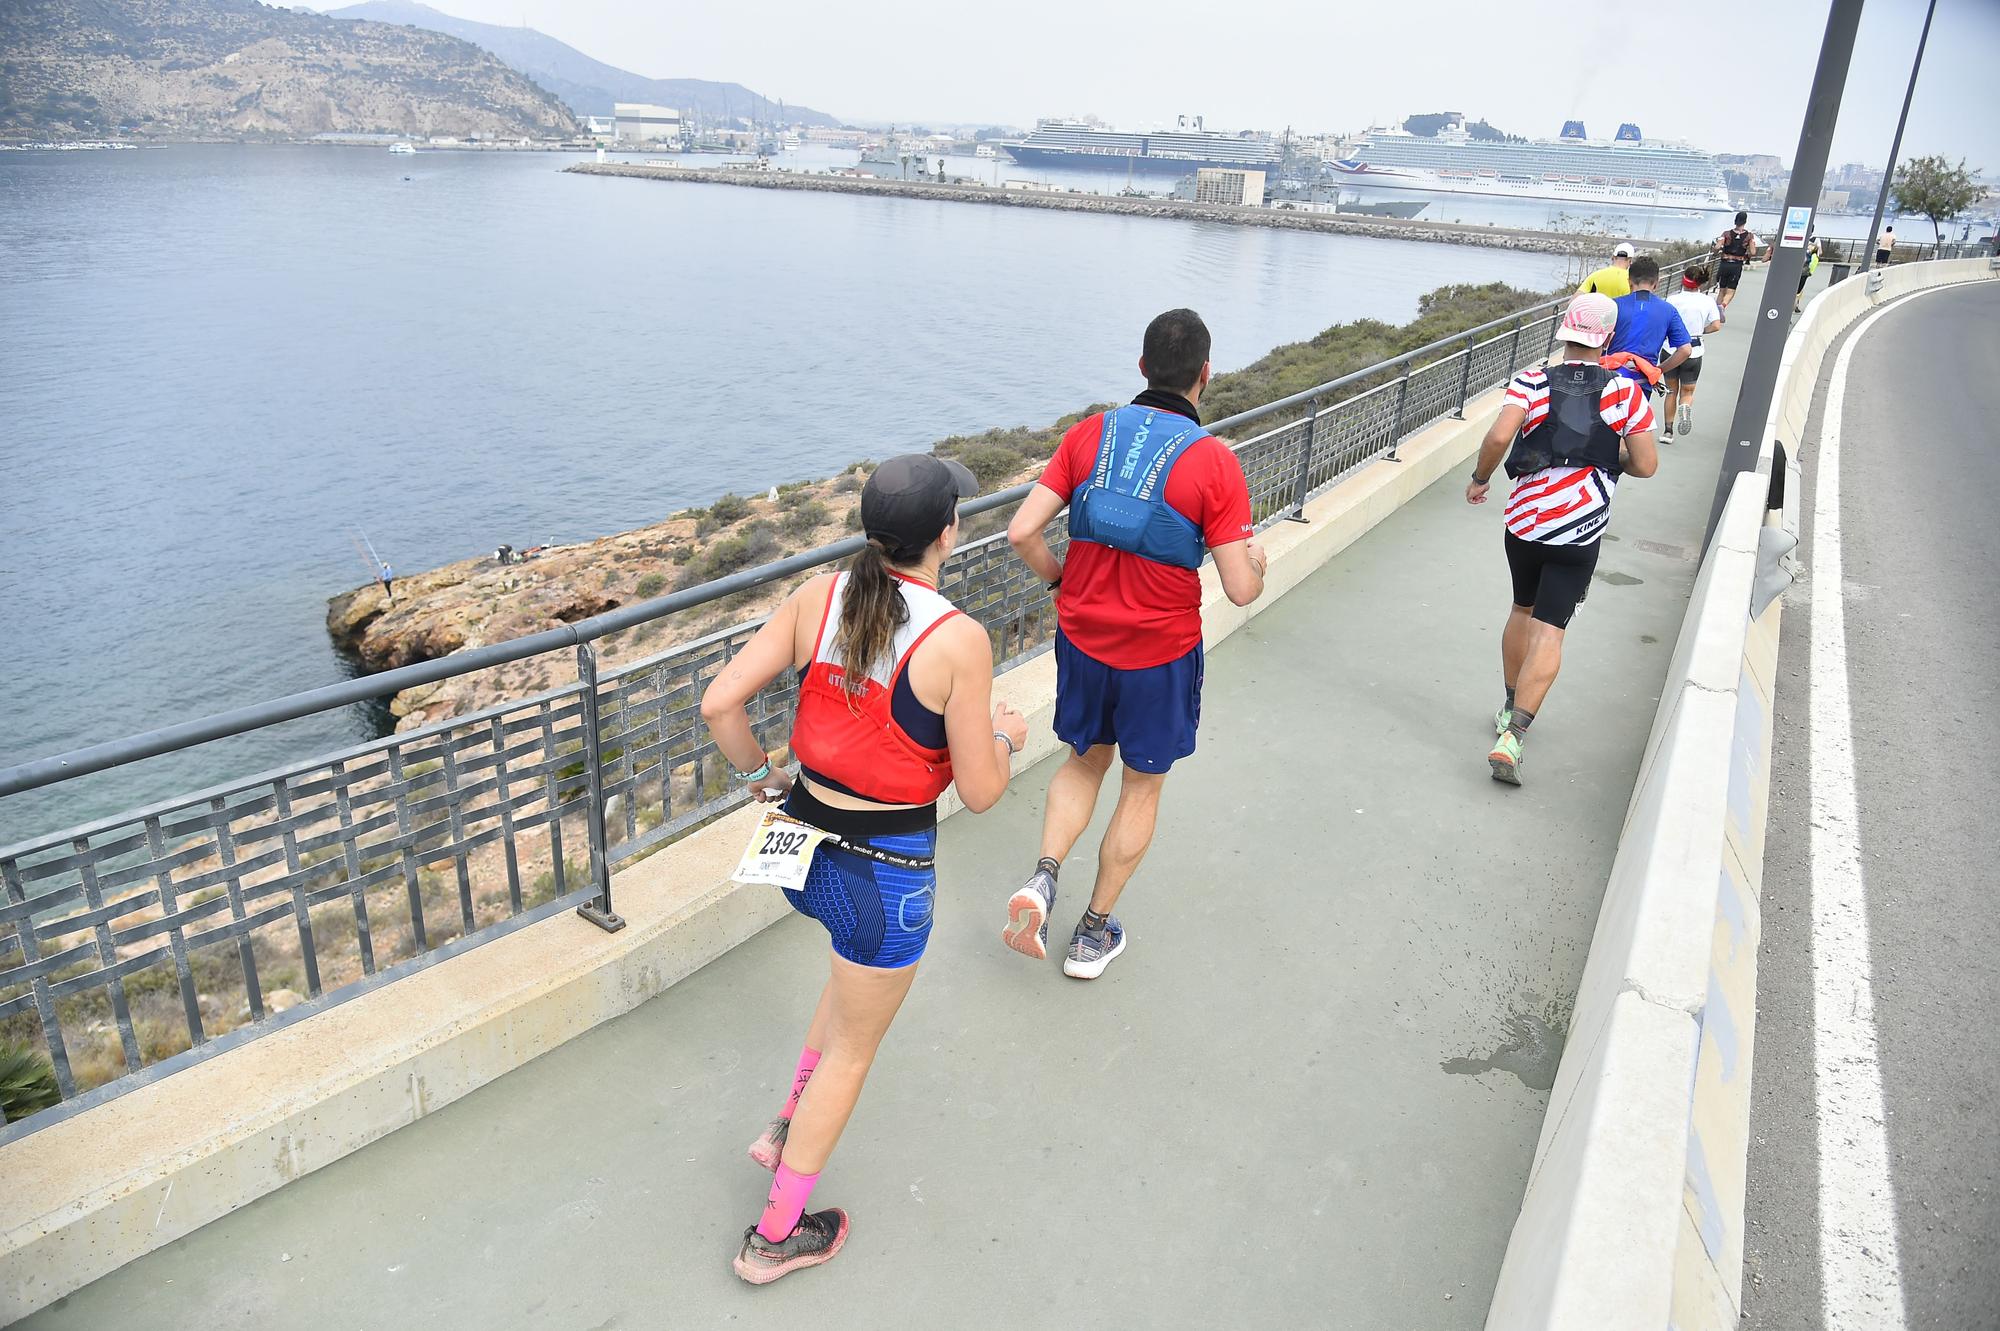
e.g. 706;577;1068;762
1441;993;1570;1091
1641;634;1659;644
1594;569;1643;586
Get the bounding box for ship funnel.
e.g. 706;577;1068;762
1560;120;1586;140
1615;122;1642;141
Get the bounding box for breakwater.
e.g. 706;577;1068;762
564;161;1626;256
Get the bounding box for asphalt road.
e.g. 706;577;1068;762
1743;279;2000;1330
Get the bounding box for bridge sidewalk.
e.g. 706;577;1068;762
22;270;1779;1331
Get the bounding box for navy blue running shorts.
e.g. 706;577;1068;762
1053;630;1204;774
780;786;937;969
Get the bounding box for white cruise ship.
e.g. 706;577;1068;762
998;116;1282;175
1329;118;1729;211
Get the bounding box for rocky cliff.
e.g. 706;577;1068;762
0;0;580;139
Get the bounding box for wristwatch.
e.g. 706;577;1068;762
1471;470;1492;485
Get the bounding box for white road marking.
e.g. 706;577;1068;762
1806;286;1963;1329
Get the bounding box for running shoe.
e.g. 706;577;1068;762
1062;915;1126;980
1677;404;1693;435
1488;731;1524;786
1661;425;1674;442
1494;706;1512;737
1003;867;1056;960
732;1208;849;1285
747;1115;789;1172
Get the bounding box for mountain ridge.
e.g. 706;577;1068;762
0;0;580;139
322;2;840;127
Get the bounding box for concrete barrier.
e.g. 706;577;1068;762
0;380;1504;1321
1484;256;1997;1329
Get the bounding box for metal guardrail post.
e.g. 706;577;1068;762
1384;370;1413;462
573;644;626;933
1285;396;1321;521
1450;335;1475;419
1506;318;1524;375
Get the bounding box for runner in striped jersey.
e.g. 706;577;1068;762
1464;292;1660;784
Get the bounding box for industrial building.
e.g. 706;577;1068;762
613;104;684;143
1192;167;1267;207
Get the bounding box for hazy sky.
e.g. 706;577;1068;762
442;0;1993;172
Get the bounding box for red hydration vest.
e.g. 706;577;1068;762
791;571;962;806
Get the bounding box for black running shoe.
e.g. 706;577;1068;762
732;1208;849;1285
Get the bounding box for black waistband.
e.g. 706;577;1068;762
787;777;938;838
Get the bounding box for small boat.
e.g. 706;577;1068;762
389;142;417;154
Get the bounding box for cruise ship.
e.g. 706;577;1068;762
1329;118;1729;210
998;117;1283;175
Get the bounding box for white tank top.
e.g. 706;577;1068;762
811;572;959;689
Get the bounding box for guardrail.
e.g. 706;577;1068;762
1815;234;1993;266
0;256;1709;1133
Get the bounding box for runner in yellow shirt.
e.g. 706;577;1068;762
1576;242;1635;298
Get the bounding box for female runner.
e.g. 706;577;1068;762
699;453;1025;1284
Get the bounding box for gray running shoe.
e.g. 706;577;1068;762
1677;404;1693;435
1003;867;1056;960
1062;915;1126;980
733;1208;849;1285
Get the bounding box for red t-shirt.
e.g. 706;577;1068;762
1037;403;1254;669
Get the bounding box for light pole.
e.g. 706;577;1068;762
1704;0;1866;544
1860;0;1938;272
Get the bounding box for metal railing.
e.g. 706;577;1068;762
1815;235;1993;266
0;256;1708;1135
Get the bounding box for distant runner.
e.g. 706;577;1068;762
1875;225;1895;266
699;454;1025;1285
1464;293;1660;785
1714;212;1761;310
378;562;394;604
1795;231;1821;313
1577;242;1636;299
1003;308;1266;979
1663;265;1724;439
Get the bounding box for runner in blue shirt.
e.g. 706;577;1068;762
1606;256;1691;389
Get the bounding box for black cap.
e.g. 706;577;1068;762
860;454;979;559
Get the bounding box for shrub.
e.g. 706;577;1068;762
956;444;1023;490
634;572;667;598
0;1041;60;1123
781;500;830;538
832;471;862;494
779;486;817;509
670;546;693;564
708;493;751;524
681;523;783;587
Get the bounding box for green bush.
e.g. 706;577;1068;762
680;523;784;587
0;1041;60;1123
781;500;830;538
955;444;1023;490
708;493;751;524
634;572;668;599
670;546;693;565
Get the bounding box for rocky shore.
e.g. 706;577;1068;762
564;161;1642;256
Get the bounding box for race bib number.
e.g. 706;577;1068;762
732;808;831;890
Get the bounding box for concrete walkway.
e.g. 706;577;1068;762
22;271;1773;1331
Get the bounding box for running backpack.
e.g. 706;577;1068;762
1067;405;1209;570
1721;228;1751;259
1504;364;1625;480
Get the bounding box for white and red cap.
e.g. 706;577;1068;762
1559;292;1618;349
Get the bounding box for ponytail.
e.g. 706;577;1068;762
836;540;910;695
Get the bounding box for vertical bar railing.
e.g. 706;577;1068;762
1384;368;1413;462
1285;396;1321;520
1507;318;1524;379
1450;336;1475;418
573;644;625;933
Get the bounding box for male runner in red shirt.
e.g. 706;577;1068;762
1003;309;1266;978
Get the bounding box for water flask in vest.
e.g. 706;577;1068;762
1504;364;1624;479
1067;405;1209;569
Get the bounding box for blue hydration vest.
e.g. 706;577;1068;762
1067;404;1209;569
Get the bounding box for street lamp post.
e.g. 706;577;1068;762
1860;0;1939;273
1704;0;1866;544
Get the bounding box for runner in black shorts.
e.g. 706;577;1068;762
1714;211;1761;311
1464;293;1660;786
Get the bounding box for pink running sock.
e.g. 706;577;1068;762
782;1045;822;1120
757;1163;820;1243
